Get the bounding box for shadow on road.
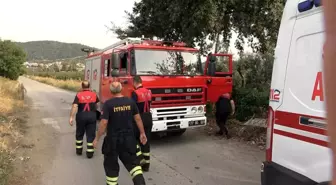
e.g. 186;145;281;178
150;129;204;147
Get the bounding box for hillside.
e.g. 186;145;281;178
15;40;99;61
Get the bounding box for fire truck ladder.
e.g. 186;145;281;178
100;37;145;52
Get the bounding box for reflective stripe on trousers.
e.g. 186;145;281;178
140;153;150;165
87;142;94;153
76;140;83;148
136;144;142;157
106;176;118;185
130;166;143;179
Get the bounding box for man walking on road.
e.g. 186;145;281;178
213;92;235;139
69;81;99;158
93;81;147;185
131;76;153;172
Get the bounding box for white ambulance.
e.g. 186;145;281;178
261;0;331;184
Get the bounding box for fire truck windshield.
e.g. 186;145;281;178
134;49;203;76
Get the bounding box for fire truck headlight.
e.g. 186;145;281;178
198;106;204;113
191;107;197;114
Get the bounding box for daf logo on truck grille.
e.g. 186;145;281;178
150;87;203;94
186;88;202;93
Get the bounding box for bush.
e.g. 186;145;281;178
0;39;27;80
232;87;269;122
231;52;273;122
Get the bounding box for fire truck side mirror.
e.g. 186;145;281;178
207;55;216;76
111;53;120;69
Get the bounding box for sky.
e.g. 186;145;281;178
0;0;250;58
0;0;135;49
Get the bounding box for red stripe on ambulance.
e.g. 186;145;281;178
273;129;328;148
274;110;326;135
273;110;328;147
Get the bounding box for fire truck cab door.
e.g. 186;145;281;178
205;53;233;103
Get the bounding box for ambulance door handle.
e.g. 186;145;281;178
299;116;327;129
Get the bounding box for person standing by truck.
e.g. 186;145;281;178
213;93;235;139
69;81;99;158
131;76;153;172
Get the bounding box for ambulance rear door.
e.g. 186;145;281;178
272;1;330;183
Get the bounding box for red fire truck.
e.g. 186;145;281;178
81;37;233;136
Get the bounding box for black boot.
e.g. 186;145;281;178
86;151;94;159
76;148;82;156
133;175;146;185
141;163;150;172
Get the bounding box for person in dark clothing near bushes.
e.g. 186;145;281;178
213;93;235;139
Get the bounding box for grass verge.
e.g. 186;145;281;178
26;75;81;92
0;77;26;185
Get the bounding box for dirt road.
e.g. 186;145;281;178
18;76;264;185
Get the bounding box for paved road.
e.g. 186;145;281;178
19;76;264;185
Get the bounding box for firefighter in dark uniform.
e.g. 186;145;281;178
213;92;235;139
69;81;99;158
131;76;153;172
93;81;147;185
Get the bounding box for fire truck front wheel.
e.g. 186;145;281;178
167;129;187;136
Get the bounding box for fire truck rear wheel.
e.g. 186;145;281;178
168;129;187;136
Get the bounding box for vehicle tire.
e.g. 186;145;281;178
168;129;187;136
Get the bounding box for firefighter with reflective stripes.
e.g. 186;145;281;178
131;76;153;172
93;81;147;185
69;81;99;158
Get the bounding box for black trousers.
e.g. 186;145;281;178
75;112;96;158
215;112;230;136
134;113;153;170
102;133;146;185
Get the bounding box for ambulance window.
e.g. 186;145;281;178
104;59;110;77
